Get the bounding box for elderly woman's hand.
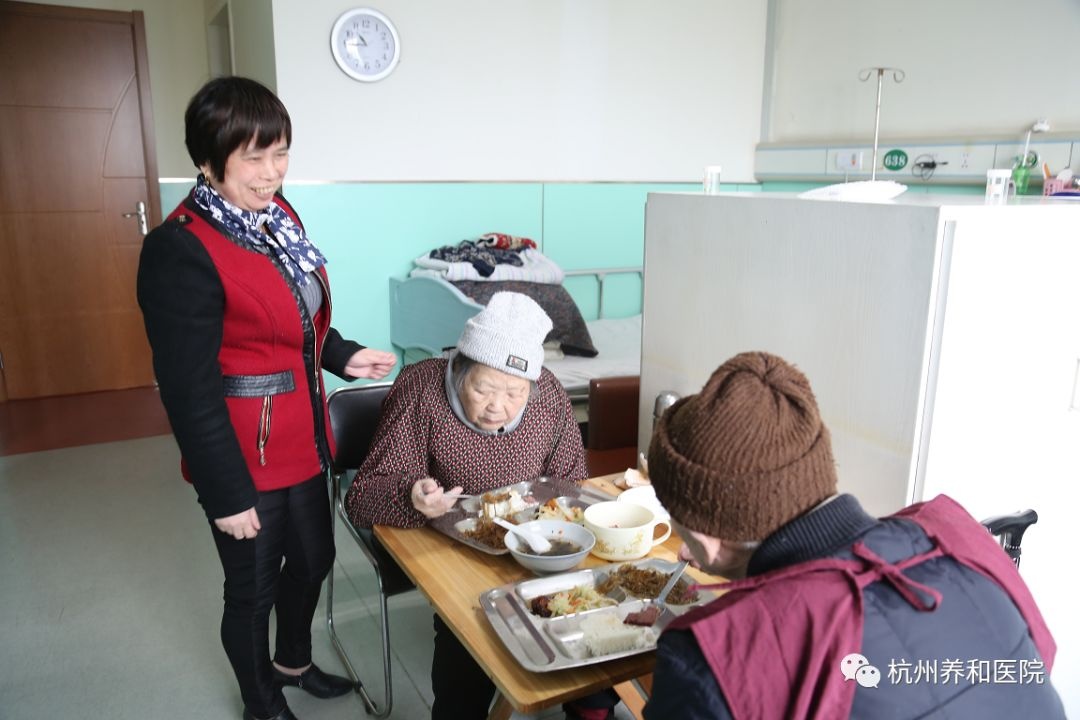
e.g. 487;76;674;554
411;478;464;519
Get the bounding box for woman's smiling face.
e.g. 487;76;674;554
206;134;289;211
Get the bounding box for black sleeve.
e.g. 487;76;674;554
320;327;363;380
644;629;734;720
136;222;258;520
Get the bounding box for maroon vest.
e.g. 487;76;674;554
168;197;336;492
666;494;1056;720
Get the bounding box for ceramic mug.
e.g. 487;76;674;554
584;501;672;561
617;485;670;523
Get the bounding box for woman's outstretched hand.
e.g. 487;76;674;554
345;348;397;380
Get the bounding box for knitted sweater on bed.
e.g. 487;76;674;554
344;358;587;528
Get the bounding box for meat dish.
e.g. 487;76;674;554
596;564;699;604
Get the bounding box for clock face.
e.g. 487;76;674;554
330;8;400;82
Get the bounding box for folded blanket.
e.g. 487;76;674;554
412;246;564;284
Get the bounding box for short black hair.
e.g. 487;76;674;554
184;76;292;181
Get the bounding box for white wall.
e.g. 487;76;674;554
14;0;210;176
767;0;1080;142
271;0;767;182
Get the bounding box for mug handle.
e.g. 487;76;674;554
651;520;672;546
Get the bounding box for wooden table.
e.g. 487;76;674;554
373;474;718;719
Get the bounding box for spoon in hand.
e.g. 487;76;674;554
492;517;553;554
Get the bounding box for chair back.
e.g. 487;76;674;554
585;375;640;476
587;375;639;451
327;383;394;473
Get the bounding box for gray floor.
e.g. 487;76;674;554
0;436;634;720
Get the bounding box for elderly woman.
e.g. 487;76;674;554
137;77;396;720
346;292;617;720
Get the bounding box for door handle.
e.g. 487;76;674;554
122;201;149;236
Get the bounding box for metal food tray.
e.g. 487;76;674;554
427;477;605;555
480;557;714;672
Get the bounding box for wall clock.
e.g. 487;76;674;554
330;8;401;82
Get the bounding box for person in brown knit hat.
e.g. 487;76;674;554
649;350;837;548
643;351;1064;720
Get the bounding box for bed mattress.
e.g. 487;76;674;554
547;315;641;393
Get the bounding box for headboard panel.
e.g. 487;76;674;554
388;267;643;357
388;276;482;355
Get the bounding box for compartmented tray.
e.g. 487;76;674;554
480;558;713;672
427;477;603;555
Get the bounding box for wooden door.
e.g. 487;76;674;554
0;1;161;400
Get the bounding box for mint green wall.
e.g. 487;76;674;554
543;182;700;318
156;178;977;392
159;180;705;391
285;182;543;392
160;182;192;214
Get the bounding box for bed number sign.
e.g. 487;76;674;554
883;149;908;171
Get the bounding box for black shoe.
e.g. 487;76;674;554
242;705;299;720
272;663;355;699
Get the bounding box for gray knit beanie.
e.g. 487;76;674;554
648;351;838;542
456;292;553;381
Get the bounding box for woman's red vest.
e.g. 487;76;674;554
168;199;336;492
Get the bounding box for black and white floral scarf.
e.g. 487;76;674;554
192;174;327;286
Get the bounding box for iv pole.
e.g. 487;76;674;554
858;67;905;181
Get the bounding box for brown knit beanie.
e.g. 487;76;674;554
648;351;837;542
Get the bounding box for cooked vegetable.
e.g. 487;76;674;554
528;585;617;618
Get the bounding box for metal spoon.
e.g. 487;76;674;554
492;517;553;554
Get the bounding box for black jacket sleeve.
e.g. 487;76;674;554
320;327;363;379
645;628;734;720
136;222;258;520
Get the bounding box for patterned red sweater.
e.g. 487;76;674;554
345;358;587;528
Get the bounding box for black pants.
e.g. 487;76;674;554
431;614;619;720
210;474;334;718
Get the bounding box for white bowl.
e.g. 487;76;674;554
504;520;596;575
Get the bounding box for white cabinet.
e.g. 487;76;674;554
641;191;1080;707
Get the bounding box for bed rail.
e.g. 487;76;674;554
562;267;643;320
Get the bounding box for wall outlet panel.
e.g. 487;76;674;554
833;149;864;171
887;143;997;180
756;137;1080;184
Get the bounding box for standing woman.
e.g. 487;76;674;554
137;77;396;720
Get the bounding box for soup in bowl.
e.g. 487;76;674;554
503;519;596;574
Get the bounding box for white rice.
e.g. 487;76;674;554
579;612;655;657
